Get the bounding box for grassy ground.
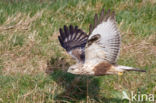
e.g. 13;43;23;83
0;0;156;103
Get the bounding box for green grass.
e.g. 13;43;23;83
0;0;156;102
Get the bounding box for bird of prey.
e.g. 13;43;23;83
58;8;145;76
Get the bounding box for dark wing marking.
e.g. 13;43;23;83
89;8;115;35
58;25;88;62
86;34;101;47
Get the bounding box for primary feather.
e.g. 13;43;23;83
85;9;120;65
58;25;88;62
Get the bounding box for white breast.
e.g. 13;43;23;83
84;43;104;71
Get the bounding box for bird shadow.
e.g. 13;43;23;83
46;57;124;103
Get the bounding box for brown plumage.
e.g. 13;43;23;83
93;62;112;76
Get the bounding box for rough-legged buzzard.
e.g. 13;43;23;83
58;8;146;76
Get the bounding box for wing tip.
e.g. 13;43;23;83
89;8;116;35
58;25;88;51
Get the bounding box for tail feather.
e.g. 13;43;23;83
116;65;146;72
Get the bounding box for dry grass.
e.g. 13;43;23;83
121;34;156;67
0;10;43;33
0;0;155;102
0;11;46;75
115;0;156;11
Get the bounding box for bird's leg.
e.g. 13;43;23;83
118;71;123;76
117;72;123;85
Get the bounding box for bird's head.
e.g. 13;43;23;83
67;64;83;75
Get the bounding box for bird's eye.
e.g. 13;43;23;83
71;68;74;70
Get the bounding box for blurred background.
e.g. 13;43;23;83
0;0;155;102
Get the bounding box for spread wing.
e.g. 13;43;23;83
58;25;88;63
85;9;120;64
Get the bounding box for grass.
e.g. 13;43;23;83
0;0;156;102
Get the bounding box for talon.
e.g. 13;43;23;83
118;72;123;76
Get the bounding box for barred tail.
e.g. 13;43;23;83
116;65;146;72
